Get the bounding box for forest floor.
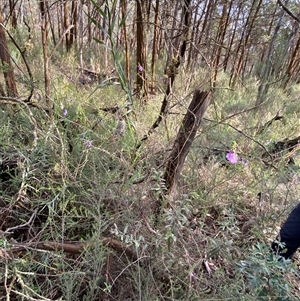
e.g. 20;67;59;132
1;54;300;300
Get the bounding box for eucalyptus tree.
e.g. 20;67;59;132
0;4;18;96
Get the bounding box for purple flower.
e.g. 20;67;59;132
62;108;68;116
226;151;249;166
138;64;144;72
226;151;239;164
86;140;92;148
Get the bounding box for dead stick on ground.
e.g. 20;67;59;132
0;236;171;286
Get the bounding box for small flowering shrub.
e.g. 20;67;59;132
62;108;68;116
137;64;143;72
226;151;248;165
226;151;239;164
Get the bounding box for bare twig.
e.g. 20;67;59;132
136;0;192;150
1;97;39;149
4;208;38;234
0;96;49;111
203;260;212;276
222;122;269;154
277;0;300;23
1;23;34;101
1;236;172;286
48;25;74;59
143;216;158;235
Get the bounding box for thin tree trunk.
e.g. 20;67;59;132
78;0;84;68
64;1;71;51
40;0;51;111
69;0;78;50
223;2;242;71
46;1;56;45
121;0;130;81
165;0;180;70
211;1;232;87
283;35;300;87
87;0;92;46
186;4;198;70
9;0;17;28
229;0;263;87
57;2;62;39
256;4;285;104
136;0;148;100
150;0;159;93
137;0;192;148
154;90;212;224
0;6;18;96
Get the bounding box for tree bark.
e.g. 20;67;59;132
69;0;78;50
136;0;148;100
121;0;130;81
154;90;212;223
0;6;18;97
9;0;17;28
150;0;159;93
64;1;71;51
40;0;51;110
163;90;212;193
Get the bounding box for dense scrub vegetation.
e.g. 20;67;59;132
1;1;300;300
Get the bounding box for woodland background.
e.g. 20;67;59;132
0;0;300;300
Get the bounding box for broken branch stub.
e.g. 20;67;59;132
163;90;212;192
154;90;212;223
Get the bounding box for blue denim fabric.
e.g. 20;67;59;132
272;203;300;259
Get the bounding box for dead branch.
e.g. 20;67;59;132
0;96;50;114
0;236;171;286
2;23;34;101
32;238;138;261
4;209;38;234
256;110;284;135
277;0;300;23
164;90;211;192
154;90;212;224
136;0;192;150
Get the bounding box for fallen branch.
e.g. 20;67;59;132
0;236;171;285
4;209;38;234
0;96;49;112
263;135;300;164
256;110;284;135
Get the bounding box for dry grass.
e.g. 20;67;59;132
0;54;300;301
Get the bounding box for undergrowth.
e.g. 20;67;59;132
1;55;300;300
1;7;300;300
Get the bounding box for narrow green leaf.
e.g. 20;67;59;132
89;0;106;19
93;38;111;51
